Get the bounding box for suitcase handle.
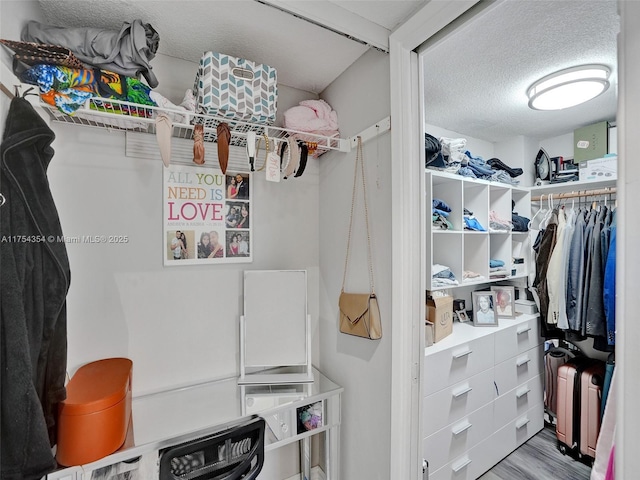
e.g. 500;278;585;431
452;384;473;398
452;420;472;435
453;348;473;359
451;457;472;473
516;355;531;367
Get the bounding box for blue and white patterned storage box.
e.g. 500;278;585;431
194;52;277;125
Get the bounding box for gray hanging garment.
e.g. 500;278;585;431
21;19;160;88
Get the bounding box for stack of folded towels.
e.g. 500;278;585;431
283;99;339;158
489;259;509;279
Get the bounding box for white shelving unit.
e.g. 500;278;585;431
31;95;351;153
426;170;531;291
530;178;616;197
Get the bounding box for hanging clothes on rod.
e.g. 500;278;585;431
530;188;616;350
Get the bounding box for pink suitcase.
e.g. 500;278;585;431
544;347;573;419
580;362;606;457
556;360;581;450
556;357;605;458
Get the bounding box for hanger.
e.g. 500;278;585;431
541;193;554;228
528;193;545;230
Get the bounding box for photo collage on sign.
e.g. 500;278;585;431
224;173;250;258
163;164;252;265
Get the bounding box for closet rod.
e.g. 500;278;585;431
531;187;616;202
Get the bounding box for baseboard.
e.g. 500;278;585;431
283;465;326;480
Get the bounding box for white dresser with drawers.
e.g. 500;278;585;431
423;313;544;480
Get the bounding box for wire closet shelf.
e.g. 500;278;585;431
38;96;349;154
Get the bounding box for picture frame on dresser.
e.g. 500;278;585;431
472;291;498;326
491;285;516;318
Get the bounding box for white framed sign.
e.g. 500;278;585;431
163;163;252;265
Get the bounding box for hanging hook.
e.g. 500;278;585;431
21;86;37;98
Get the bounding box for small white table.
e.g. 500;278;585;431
47;367;342;480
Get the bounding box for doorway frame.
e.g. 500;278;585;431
388;2;480;478
391;1;638;478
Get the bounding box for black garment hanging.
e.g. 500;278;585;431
1;96;71;480
532;209;558;335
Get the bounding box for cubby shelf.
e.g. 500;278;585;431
426;170;532;291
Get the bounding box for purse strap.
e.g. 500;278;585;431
341;136;375;294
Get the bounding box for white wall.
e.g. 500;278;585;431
539;132;573;160
318;48;393;480
494;135;538;187
48;121;320;397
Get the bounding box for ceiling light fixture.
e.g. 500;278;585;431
527;64;610;111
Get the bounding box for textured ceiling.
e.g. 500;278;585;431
421;0;619;143
36;0;422;94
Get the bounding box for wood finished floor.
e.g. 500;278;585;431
477;425;593;480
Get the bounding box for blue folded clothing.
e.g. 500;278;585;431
512;214;530;232
432;198;451;212
433;207;450;217
490;259;505;268
464;216;486;231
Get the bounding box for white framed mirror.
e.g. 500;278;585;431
239;270;313;384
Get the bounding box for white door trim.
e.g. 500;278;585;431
388;2;480;478
616;1;639;477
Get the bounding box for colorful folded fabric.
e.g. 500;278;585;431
20;64;157;115
20;64;96;114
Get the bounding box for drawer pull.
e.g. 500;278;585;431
516;386;531;398
517;326;532;335
516;356;531;367
453;348;473;359
516;416;530;429
452;385;473;398
452;421;472;435
451;456;472;473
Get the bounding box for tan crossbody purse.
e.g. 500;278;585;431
338;137;382;340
